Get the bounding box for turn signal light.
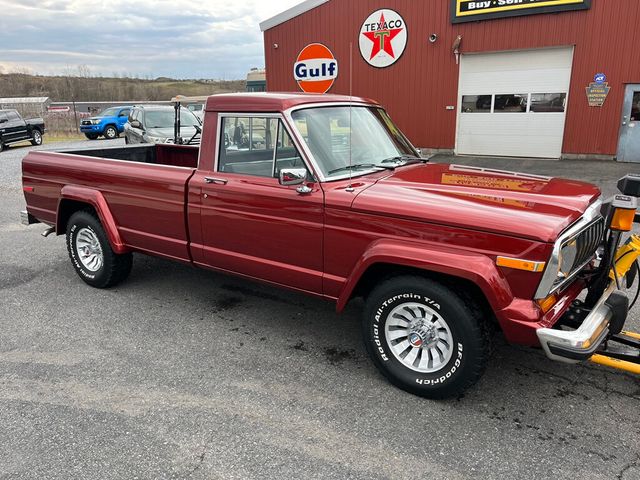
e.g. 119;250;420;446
537;294;558;314
609;194;637;232
611;207;636;232
496;256;546;273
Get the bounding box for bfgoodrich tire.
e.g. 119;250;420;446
363;275;491;399
66;210;132;288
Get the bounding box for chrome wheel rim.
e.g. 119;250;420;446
75;227;104;272
384;302;454;373
106;128;116;138
34;131;42;144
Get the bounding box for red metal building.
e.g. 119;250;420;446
261;0;640;161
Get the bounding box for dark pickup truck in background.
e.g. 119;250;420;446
0;109;45;152
20;93;640;398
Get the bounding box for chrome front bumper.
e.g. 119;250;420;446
536;283;617;363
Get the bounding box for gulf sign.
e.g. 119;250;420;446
294;43;338;94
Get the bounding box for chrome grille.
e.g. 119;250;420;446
568;217;605;273
81;120;92;125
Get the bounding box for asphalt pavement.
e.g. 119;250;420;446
1;139;640;479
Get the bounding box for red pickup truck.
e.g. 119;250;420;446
21;93;640;398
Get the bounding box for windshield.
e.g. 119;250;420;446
144;109;199;129
290;106;417;179
97;107;119;117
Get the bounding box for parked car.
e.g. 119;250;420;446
80;106;131;140
0;109;45;152
20;93;640;399
187;103;204;121
124;105;201;145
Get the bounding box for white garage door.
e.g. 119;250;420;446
456;47;574;158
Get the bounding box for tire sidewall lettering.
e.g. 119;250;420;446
371;292;464;386
68;222;100;280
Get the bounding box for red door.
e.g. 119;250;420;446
195;115;324;294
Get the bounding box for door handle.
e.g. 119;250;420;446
204;176;228;185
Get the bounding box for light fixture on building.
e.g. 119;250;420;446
429;33;438;43
452;35;462;64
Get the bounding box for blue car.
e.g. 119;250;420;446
80;106;132;140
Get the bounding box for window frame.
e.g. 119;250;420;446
215;112;314;181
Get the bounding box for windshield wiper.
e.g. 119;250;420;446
328;163;395;175
380;155;427;166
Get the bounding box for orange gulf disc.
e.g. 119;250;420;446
295;43;338;94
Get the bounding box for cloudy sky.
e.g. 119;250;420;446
0;0;302;79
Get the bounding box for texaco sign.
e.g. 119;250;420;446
359;9;408;68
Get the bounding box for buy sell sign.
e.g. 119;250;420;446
451;0;591;23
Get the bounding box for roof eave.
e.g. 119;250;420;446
260;0;329;31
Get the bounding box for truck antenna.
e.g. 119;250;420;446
346;42;355;193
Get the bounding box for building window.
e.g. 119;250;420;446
461;95;491;113
493;94;528;113
530;93;567;113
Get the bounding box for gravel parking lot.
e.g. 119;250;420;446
1;139;640;479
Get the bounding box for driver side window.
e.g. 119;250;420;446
218;117;308;179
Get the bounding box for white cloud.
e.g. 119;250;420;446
0;0;303;78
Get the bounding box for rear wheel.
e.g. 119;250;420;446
30;130;43;146
85;133;99;140
104;125;118;140
66;210;132;288
363;275;491;399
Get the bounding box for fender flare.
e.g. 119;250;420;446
57;185;129;254
335;238;513;313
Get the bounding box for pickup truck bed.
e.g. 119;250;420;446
23;144;199;262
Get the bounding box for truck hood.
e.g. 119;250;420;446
351;163;601;243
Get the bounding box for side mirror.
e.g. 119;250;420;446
0;118;7;124
279;168;307;186
130;120;142;129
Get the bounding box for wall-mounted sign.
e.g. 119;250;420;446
594;73;606;85
451;0;591;24
294;43;338;94
359;9;407;68
586;81;611;107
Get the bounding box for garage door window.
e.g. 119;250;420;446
461;95;491;113
530;93;567;113
494;94;528;113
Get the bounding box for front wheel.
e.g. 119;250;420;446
66;210;132;288
363;276;491;399
30;130;43;146
85;133;99;140
104;125;118;140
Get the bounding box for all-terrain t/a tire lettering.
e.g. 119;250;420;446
66;210;132;288
363;275;491;399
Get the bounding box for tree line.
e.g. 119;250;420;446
0;68;246;102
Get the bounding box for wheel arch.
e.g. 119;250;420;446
56;186;128;254
336;240;513;320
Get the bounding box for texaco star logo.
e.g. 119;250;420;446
359;9;407;68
